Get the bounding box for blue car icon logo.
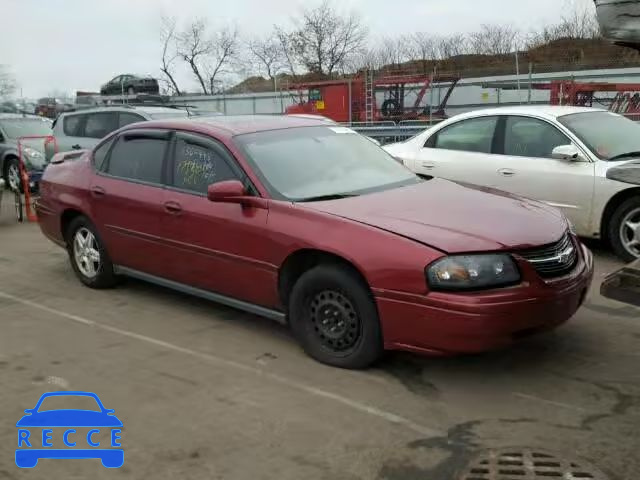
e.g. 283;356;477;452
16;391;123;468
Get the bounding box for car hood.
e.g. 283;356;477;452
16;410;123;427
304;179;568;253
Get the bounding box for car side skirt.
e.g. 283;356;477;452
113;266;286;324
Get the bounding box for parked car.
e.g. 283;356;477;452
0;114;52;191
37;115;593;368
34;97;72;119
47;105;189;160
384;106;640;262
100;74;160;96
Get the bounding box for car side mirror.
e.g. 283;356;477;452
551;144;584;161
207;180;247;203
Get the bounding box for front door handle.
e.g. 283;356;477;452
421;162;435;169
90;186;105;197
164;201;182;215
72;144;82;150
498;168;515;177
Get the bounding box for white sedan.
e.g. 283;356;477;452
384;106;640;261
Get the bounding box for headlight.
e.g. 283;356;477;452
22;147;44;169
426;254;520;291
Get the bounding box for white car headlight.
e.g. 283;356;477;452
23;146;44;160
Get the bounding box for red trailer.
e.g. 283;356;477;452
285;72;460;123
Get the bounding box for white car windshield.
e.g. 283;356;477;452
235;126;420;201
558;111;640;160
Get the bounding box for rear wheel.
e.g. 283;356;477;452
289;264;383;369
66;216;118;288
608;197;640;262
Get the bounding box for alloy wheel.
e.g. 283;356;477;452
309;290;361;352
73;228;101;278
7;163;20;191
619;206;640;259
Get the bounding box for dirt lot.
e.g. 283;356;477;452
0;191;639;480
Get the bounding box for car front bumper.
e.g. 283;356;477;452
375;243;594;355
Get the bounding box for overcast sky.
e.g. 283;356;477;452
2;0;594;98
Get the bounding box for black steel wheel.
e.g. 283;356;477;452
289;264;383;369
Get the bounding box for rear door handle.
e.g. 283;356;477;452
498;168;515;177
421;162;435;169
72;144;82;150
164;201;182;215
90;186;105;197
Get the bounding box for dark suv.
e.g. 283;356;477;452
100;75;160;96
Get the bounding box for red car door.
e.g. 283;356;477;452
160;131;276;308
89;129;171;277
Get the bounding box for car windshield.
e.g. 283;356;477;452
37;395;102;412
0;118;52;138
558;111;640;160
235;126;420;201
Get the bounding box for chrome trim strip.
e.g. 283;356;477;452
114;266;286;324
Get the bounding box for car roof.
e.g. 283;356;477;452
61;105;185;116
451;105;606;121
134;114;332;136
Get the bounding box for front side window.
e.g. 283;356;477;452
235;126;419;201
504;116;570;158
85;112;118;139
171;137;237;194
432;117;498;154
106;136;167;184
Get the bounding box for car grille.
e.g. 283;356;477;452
517;232;578;278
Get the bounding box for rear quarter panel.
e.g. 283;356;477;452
38;153;94;244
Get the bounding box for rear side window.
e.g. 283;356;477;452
107;136;167;184
171;137;237;194
85;112;118;139
432;117;498;154
63;114;83;136
118;112;145;128
93;138;114;172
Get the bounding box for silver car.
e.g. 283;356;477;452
47;105;189;160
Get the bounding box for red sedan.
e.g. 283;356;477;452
37;116;594;369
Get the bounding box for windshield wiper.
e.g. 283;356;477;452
608;151;640;161
296;193;360;202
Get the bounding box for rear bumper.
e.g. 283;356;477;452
376;244;594;355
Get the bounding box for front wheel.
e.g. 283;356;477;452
608;197;640;262
3;158;20;192
288;264;383;369
66;216;118;288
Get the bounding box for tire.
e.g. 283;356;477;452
65;216;118;288
381;99;402;118
3;157;20;192
127;86;135;96
608;196;640;262
288;264;383;369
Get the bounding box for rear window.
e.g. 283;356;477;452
119;112;145;128
63;114;83;136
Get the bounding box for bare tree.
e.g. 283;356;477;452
0;65;16;98
411;32;440;61
177;19;239;94
177;19;211;93
204;26;239;94
376;35;414;67
437;34;469;59
247;33;284;88
290;0;367;76
274;27;301;79
468;24;518;55
160;16;181;95
526;3;600;48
